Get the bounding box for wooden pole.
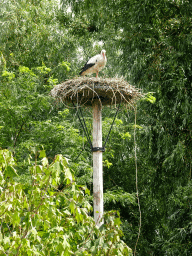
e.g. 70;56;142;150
93;100;103;227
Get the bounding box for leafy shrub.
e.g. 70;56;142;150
0;149;132;255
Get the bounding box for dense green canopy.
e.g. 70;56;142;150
0;0;192;255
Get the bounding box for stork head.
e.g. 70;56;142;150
101;49;106;58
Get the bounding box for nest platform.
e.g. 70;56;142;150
51;77;141;106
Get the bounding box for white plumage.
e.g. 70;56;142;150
79;50;107;78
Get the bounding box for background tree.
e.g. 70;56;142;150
1;0;192;254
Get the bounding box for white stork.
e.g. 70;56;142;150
79;50;107;78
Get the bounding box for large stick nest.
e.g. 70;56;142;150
51;77;142;106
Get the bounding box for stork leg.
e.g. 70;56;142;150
96;72;99;78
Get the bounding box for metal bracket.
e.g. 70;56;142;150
73;101;121;152
92;147;105;152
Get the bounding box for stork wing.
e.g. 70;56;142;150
79;53;103;76
79;60;95;75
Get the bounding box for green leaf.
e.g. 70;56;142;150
142;92;156;104
69;201;75;214
63;235;70;250
12;212;20;226
2;70;15;80
39;150;46;158
65;168;73;184
41;157;48;166
4;165;18;178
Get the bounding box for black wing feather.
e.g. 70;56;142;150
79;62;95;75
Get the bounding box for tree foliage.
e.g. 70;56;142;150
1;0;192;254
0;149;132;255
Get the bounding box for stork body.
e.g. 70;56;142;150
79;50;107;78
